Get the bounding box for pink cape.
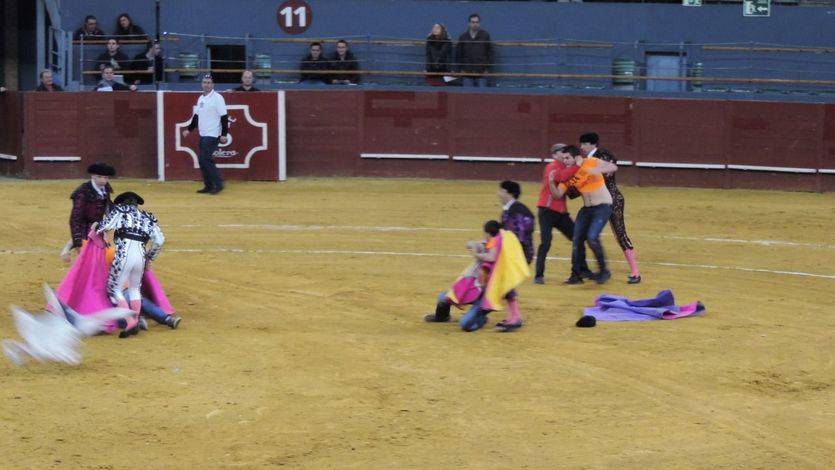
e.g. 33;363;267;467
56;231;174;332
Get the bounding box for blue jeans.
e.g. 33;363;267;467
198;136;224;190
141;297;171;324
572;204;613;274
463;76;487;87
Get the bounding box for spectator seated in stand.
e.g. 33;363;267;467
131;40;164;85
299;42;330;85
328;40;360;85
74;15;105;41
112;13;147;42
96;38;130;73
95;65;137;92
425;23;453;86
36;70;63;92
233;70;260;91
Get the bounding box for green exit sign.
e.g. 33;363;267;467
744;0;771;17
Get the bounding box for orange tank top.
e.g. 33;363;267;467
566;157;605;194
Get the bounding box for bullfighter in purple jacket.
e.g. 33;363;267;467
68;163;115;252
498;180;535;265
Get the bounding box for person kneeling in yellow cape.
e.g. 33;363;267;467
427;220;530;332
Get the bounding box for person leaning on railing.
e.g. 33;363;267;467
131;40;164;85
425;23;453;86
299;42;330;85
328;39;360;85
95;65;137;92
233;70;260;91
36;70;63;92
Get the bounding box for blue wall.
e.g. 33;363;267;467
61;0;835;94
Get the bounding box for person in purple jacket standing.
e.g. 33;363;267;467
497;180;535;265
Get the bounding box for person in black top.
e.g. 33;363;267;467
35;70;63;91
131;40;164;85
113;13;147;42
456;13;494;87
233;70;260;91
95;66;137;91
299;42;330;84
425;23;453;86
96;38;130;72
328;40;360;85
74;15;105;40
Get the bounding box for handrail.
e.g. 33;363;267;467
703;45;835;54
161;67;835;86
264;37;614;49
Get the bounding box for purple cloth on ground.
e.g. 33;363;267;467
583;289;705;322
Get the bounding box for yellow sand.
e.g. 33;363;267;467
0;178;833;469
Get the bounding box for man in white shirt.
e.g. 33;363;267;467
181;74;228;194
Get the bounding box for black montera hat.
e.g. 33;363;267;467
575;315;597;328
114;191;144;205
87;163;115;176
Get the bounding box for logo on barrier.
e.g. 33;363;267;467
175;105;268;169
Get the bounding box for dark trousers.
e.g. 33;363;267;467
572;204;612;275
536;207;585;278
198;136;224;190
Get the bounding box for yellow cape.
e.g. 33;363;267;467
483;230;531;311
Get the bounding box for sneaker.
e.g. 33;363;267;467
594;270;612;285
138;317;148;331
424;313;450;323
495;320;523;332
563;275;584;285
628;275;642;284
165;315;182;329
196;187;212;194
579;269;595;280
533;277;544;285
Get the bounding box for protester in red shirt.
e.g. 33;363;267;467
533;144;591;284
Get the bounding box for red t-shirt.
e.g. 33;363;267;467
536;160;579;213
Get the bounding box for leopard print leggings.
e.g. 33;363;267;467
609;190;634;252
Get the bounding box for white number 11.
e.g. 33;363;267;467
280;6;307;28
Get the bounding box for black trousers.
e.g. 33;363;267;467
535;207;586;278
198;136;224;190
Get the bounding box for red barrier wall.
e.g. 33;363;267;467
2;90;834;191
0;92;24;176
162;92;279;181
17;92;157;179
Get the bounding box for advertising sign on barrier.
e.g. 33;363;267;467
158;91;285;181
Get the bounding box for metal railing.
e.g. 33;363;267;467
61;31;835;94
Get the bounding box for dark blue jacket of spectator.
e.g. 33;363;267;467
299;55;331;83
328;51;360;84
456;29;494;75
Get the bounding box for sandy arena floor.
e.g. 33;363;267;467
0;178;833;469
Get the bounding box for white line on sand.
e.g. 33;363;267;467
170;224;835;249
7;247;826;280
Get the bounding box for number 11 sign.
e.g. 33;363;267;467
277;0;313;34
